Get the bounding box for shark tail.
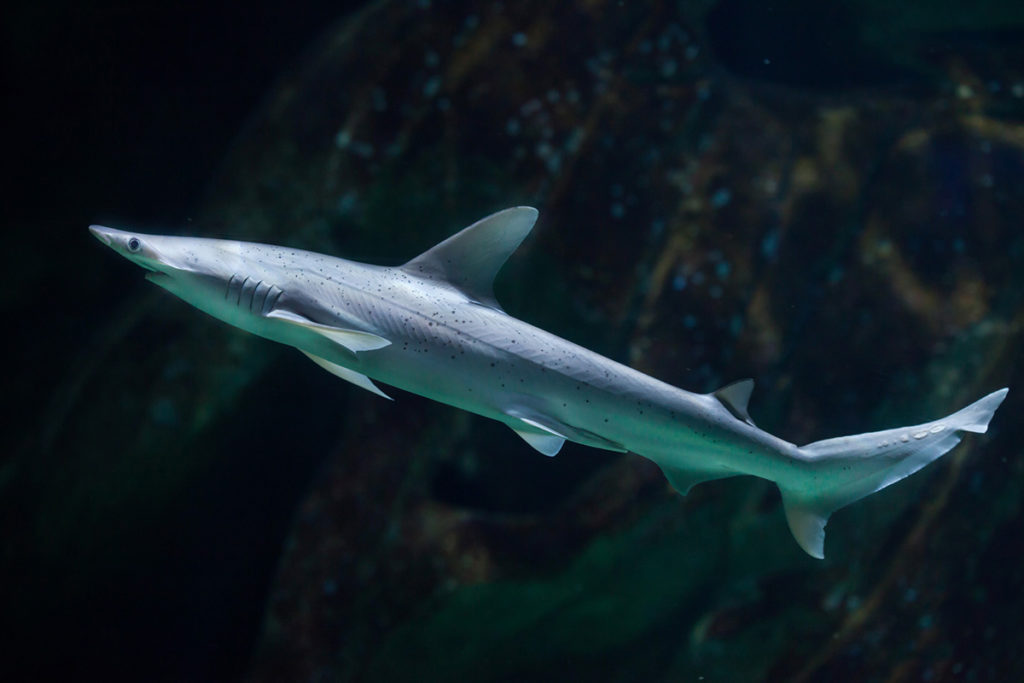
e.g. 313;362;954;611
781;388;1008;559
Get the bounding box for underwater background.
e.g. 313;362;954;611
3;0;1023;680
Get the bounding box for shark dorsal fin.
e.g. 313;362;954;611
713;379;755;425
400;207;538;311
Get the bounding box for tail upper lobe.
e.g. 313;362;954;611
780;388;1008;558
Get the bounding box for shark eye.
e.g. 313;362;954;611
127;237;141;252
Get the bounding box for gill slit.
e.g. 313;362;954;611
263;286;284;315
237;276;250;306
251;281;274;313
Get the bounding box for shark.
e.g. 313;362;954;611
90;207;1008;558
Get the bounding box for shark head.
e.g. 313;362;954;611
88;223;247;318
89;222;394;360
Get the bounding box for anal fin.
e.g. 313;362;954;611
659;465;735;496
300;351;392;400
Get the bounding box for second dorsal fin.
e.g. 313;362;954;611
400;207;538;311
713;379;755;425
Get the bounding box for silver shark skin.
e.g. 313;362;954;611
90;208;1008;558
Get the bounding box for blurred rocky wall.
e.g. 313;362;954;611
5;1;1022;681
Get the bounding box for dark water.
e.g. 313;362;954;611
4;1;356;679
4;1;1023;681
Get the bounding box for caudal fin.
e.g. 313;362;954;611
781;388;1008;558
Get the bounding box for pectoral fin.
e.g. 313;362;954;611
267;308;391;353
300;351;392;400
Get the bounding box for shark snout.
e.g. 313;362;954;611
89;225;115;246
88;224;183;275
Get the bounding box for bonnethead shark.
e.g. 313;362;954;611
90;207;1008;558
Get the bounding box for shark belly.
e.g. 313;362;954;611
345;301;788;480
